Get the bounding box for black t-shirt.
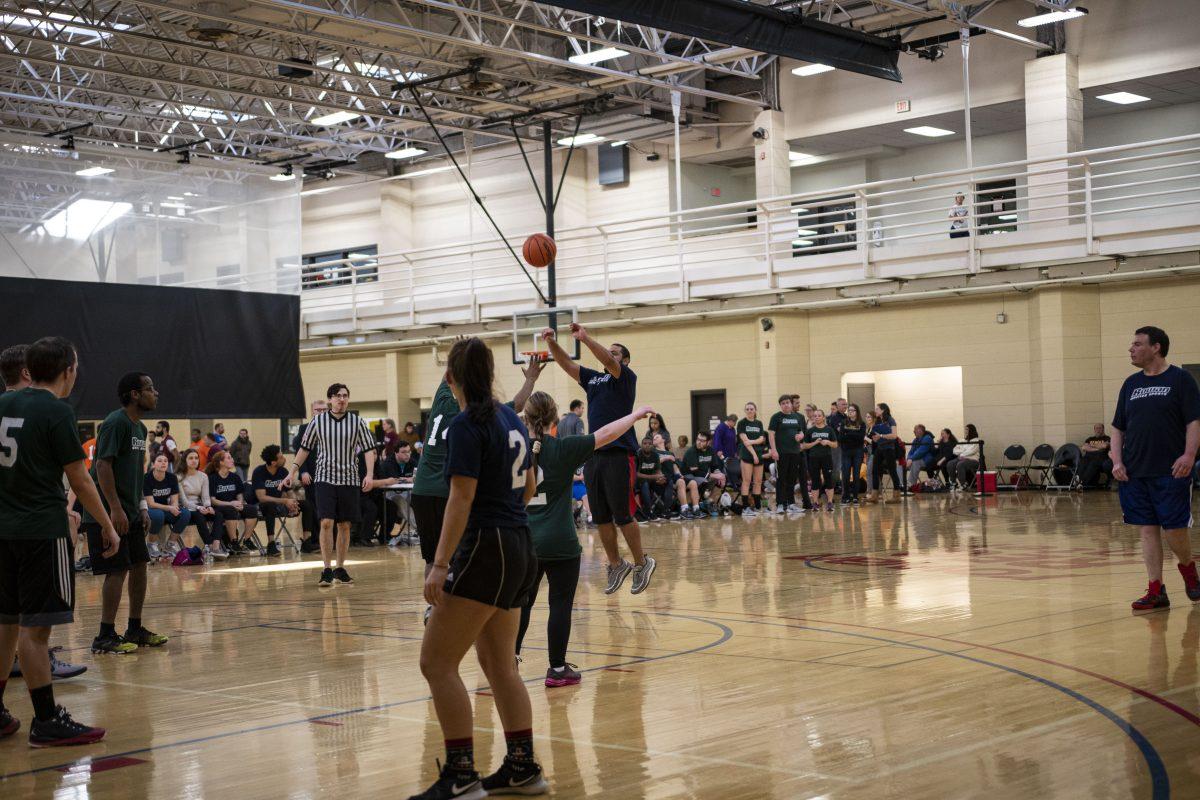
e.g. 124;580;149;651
143;471;179;505
1084;435;1111;456
1112;365;1200;477
635;448;661;478
578;365;637;452
807;425;835;461
838;421;867;449
251;464;288;498
444;403;531;528
209;471;243;503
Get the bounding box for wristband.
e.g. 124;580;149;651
139;500;148;511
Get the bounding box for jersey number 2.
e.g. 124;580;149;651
0;417;24;468
508;430;528;489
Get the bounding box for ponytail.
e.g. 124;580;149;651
523;391;557;479
447;337;497;424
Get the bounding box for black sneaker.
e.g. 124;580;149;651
480;758;548;795
28;706;106;748
265;541;282;557
74;556;90;573
123;626;169;647
0;706;18;739
91;632;137;655
334;567;354;585
408;762;485;800
318;568;334;587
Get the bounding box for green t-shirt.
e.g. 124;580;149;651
635;448;660;478
736;417;766;460
412;381;459;498
806;425;835;462
682;445;721;477
83;407;147;522
656;449;680;479
768;411;805;454
0;388;85;540
527;434;594;560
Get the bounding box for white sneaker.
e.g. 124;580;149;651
209;546;229;559
147;541;163;559
786;504;805;514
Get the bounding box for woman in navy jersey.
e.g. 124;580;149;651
411;337;545;800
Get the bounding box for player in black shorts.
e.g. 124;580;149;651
410;338;546;800
0;337;117;746
84;373;169;654
542;323;656;595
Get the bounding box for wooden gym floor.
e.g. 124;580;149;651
1;491;1196;799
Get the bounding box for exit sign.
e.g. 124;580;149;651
896;99;911;113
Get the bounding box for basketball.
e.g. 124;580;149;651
522;233;556;268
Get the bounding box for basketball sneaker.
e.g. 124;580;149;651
680;507;693;520
630;555;657;595
603;560;633;594
318;568;334;587
123;626;169;647
786;504;804;514
334;567;354;585
1180;562;1200;601
91;632;137;655
1131;581;1170;611
0;706;18;739
49;647;87;679
480;758;548;795
266;541;282;557
407;761;485;800
28;706;106;748
544;663;581;688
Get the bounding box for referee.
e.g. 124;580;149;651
289;383;375;587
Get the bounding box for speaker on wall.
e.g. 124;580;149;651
598;143;629;186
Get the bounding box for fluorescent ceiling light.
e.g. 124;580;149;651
792;239;814;246
75;165;114;177
1096;91;1149;105
792;63;835;77
164;104;255;123
397;165;454;180
792;207;809;214
789;151;820;166
904;125;955;137
789;151;814;160
6;9;130;41
183;191;198;197
568;47;628;65
610;140;628;147
166;195;183;200
998;214;1018;221
269;172;295;182
795;228;818;236
159;201;187;208
315;55;425;82
1017;7;1088;27
42;199;131;240
557;133;605;147
384;146;428;160
310;110;360;126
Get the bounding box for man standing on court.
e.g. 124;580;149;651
543;323;656;594
1112;327;1200;610
85;372;168;653
289;383;375;587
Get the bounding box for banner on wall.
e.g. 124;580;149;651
0;276;305;419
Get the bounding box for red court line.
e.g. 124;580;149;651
58;756;148;774
310;720;342;727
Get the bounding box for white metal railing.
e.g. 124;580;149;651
170;133;1200;336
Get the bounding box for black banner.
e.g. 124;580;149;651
0;276;305;419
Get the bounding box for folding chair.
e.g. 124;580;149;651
1046;444;1083;491
276;515;300;550
1026;444;1055;487
995;445;1028;490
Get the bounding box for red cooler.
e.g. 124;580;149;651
979;471;998;493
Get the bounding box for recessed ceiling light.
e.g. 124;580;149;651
1096;91;1149;105
310;110;360;126
792;63;835;77
384;146;428;160
568;47;628;65
610;140;628;147
557;133;605;147
904;126;955;137
75;165;114;177
1017;7;1088;27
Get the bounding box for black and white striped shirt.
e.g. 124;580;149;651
299;411;375;486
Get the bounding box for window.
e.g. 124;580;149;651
792;196;857;256
977;179;1017;234
301;245;378;290
282;418;303;453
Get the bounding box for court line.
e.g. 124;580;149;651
0;611;735;781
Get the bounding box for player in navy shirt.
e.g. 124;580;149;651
412;337;546;800
541;322;657;596
1113;326;1200;610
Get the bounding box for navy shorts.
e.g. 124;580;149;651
1119;476;1193;529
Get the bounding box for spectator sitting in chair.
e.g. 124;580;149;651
906;424;935;487
946;424;982;489
635;437;672;521
178;447;224;558
655;432;698;519
252;445;297;556
143;453;191;558
931;429;958;485
392;441;416;480
712;414;737;463
683;430;726;513
206;450;258;554
1077;423;1114;488
354;442;401;546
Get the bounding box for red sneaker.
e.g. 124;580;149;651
1179;562;1200;601
1132;582;1170;611
0;706;19;738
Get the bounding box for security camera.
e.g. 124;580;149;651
760;318;774;332
646;153;661;162
751;127;767;140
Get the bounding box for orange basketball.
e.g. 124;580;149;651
522;233;556;268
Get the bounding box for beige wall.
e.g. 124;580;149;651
297;276;1200;463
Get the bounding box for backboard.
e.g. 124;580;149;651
512;306;580;365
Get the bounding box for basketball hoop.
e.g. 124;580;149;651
520;350;550;361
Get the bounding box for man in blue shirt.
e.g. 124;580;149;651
1113;326;1200;611
542;323;656;595
905;424;935;486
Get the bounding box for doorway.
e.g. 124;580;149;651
846;383;875;416
690;390;728;441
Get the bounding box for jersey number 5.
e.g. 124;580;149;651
0;417;24;468
508;430;528;489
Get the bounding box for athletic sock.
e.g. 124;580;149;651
128;618;142;632
99;622;116;638
504;728;535;764
29;683;55;721
445;737;474;773
752;494;761;509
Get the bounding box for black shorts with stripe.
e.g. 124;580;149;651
443;526;537;610
0;537;75;627
84;518;150;575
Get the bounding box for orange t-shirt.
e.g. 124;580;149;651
81;437;96;471
193;440;210;468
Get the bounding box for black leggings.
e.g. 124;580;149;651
516;556;581;668
809;458;834;494
872;448;904;491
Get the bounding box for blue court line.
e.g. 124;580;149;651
0;611;733;780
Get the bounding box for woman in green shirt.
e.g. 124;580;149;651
802;409;838;512
516;392;652;688
736;402;768;515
